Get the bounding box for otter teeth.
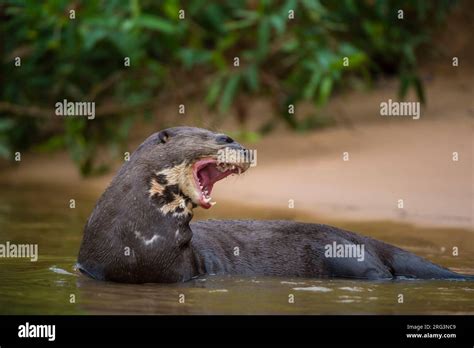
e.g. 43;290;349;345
217;162;228;172
217;162;241;173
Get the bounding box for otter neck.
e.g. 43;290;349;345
144;182;195;241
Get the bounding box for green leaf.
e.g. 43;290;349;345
130;0;140;17
206;76;223;106
269;14;285;35
244;65;259;92
34;135;65;152
229;130;261;143
219;75;240;112
0;142;10;158
317;76;333;105
281;38;298;52
0;118;15;131
303;71;322;100
225;18;257;31
257;18;271;59
133;14;177;34
179;48;212;69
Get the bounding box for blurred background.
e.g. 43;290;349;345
1;0;472;226
0;0;468;174
0;0;473;314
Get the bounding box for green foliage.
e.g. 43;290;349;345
0;0;455;175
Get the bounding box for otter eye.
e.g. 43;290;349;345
216;135;234;144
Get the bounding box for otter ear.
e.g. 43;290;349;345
157;130;170;144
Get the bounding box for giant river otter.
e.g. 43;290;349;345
77;127;472;283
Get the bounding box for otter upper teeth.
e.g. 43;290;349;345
217;162;227;172
217;162;241;172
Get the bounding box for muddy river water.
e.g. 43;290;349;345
0;184;473;314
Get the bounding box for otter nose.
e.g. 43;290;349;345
215;134;248;154
216;134;235;144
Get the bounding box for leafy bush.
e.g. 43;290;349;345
0;0;455;175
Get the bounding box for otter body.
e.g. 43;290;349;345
77;127;471;283
190;220;464;280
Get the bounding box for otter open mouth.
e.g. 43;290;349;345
192;158;247;209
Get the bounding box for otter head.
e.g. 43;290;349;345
78;127;253;282
134;127;251;217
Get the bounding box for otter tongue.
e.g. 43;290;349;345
199;163;231;194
